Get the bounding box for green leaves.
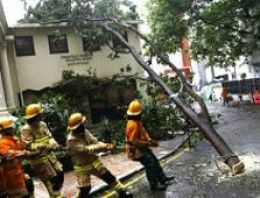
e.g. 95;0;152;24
147;0;260;69
146;0;191;54
21;0;71;23
20;0;139;55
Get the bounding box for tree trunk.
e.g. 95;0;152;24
210;64;216;80
111;19;212;122
102;22;244;174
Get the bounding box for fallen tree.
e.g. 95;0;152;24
20;0;244;174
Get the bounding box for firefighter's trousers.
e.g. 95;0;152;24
29;153;63;198
74;158;125;198
139;148;167;188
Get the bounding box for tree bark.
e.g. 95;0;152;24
102;22;244;173
111;19;212;122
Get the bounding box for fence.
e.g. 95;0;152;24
222;78;260;94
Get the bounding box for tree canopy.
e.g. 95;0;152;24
147;0;260;68
21;0;138;54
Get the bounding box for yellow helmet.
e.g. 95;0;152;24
0;118;14;131
24;103;43;120
67;113;86;131
127;100;142;116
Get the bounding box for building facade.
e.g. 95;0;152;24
0;1;19;112
0;21;145;109
11;23;144;95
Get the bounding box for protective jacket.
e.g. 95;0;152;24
0;156;7;197
0;135;28;197
125;120;152;160
67;129;108;187
21;121;63;179
125;119;168;189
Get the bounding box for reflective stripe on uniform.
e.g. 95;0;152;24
30;136;51;150
92;159;102;170
113;181;124;192
29;152;56;165
51;192;63;198
74;164;92;173
34;136;50;144
74;159;103;173
85;145;95;152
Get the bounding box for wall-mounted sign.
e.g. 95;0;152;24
60;54;91;67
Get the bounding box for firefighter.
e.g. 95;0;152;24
0;118;28;197
0;153;7;198
125;100;174;191
66;113;133;198
21;103;64;198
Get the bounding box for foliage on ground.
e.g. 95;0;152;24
14;72;198;149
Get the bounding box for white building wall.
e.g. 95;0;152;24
202;57;252;82
13;26;145;91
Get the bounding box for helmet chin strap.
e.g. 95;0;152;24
28;115;41;125
73;124;85;134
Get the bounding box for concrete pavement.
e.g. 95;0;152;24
125;104;260;198
34;133;190;198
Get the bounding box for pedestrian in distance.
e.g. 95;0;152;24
66;113;133;198
209;93;213;103
125;100;174;191
221;88;229;106
0;132;7;198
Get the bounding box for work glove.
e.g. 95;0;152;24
125;140;133;145
41;144;60;153
16;150;27;158
49;139;61;150
149;140;159;147
126;140;151;148
105;143;116;150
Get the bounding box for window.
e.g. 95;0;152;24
48;34;69;54
15;36;35;56
82;38;101;52
112;31;128;50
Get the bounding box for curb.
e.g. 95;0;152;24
90;134;192;196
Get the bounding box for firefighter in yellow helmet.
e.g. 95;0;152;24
21;104;64;198
125;100;174;191
66;113;133;198
0;118;28;197
0;132;7;198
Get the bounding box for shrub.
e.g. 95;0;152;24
37;93;72;146
11;93;71;146
141;97;182;140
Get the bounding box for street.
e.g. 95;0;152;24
100;104;260;198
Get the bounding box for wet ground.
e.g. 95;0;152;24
101;104;260;198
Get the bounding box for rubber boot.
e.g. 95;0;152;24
118;190;133;198
150;183;167;191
